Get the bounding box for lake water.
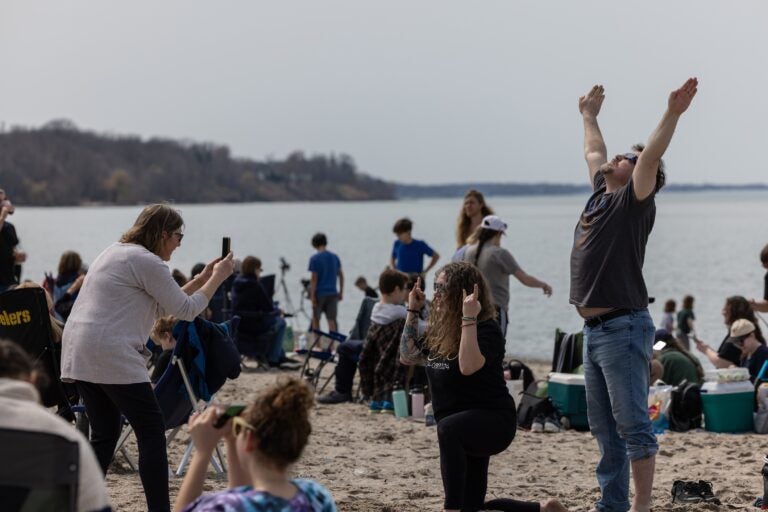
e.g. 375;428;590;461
10;191;768;365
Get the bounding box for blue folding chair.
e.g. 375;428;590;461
296;329;347;393
115;317;241;476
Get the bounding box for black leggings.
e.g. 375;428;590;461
77;380;170;512
437;408;538;512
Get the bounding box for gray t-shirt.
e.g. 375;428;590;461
569;172;656;309
462;244;520;310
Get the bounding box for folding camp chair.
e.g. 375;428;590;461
0;288;71;409
552;328;584;374
296;329;347;393
115;317;241;476
0;428;79;512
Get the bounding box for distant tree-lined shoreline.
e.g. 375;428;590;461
1;120;765;206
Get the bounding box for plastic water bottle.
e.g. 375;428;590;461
392;386;409;418
410;386;425;420
424;402;436;427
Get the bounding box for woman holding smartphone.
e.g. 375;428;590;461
399;262;566;512
61;203;235;512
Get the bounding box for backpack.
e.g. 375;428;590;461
516;380;556;429
505;359;535;391
668;380;703;432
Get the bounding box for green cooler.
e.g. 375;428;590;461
701;380;754;433
548;372;589;431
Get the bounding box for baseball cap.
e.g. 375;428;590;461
654;329;674;343
726;318;756;347
481;215;507;234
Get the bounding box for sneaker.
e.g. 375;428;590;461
368;400;383;413
672;480;701;503
379;400;395;414
531;414;545;433
672;480;720;504
317;390;352;405
696;480;721;505
544;414;563;433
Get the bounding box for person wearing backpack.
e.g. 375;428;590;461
399;263;566;512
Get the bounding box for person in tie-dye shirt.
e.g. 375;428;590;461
174;377;336;512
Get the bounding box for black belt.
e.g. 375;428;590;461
584;308;632;328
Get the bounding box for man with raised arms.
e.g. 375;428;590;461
570;78;698;512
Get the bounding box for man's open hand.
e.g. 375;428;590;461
579;85;605;117
668;77;698;116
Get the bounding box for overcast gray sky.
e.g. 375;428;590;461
2;1;766;185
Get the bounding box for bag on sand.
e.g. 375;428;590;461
668;380;703;432
516;380;556;429
505;359;535;391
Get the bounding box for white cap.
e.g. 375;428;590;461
481;215;507;234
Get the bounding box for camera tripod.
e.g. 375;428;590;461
278;257;311;328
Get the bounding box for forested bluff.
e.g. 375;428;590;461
0;120;395;206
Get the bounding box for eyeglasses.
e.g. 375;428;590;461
621;153;639;164
172;232;184;241
231;416;256;437
433;282;445;294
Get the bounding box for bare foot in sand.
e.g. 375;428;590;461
542;499;568;512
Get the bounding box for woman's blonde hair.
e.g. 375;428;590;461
120;204;183;255
455;189;494;249
424;262;496;359
243;376;314;469
15;282;63;342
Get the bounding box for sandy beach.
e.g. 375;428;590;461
106;360;765;511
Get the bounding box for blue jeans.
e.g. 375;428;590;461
583;309;657;512
267;316;287;364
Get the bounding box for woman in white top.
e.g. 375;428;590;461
61;204;234;512
462;215;552;337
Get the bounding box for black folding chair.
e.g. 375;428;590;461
0;288;73;410
0;428;79;512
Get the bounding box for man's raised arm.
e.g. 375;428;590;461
579;85;608;184
633;77;698;201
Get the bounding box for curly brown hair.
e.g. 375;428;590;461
243;376;314;469
119;204;183;256
424;262;496;359
455;190;494;248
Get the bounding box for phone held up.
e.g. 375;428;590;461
212;403;247;429
221;237;231;259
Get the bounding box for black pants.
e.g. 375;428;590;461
438;408;534;512
77;380;170;512
335;339;363;394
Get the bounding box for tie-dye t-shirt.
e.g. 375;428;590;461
181;479;336;512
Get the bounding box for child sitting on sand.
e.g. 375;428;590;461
173;376;336;512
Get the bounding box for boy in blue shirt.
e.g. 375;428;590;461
389;218;440;284
308;233;344;333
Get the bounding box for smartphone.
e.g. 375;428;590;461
221;237;231;259
213;403;247;429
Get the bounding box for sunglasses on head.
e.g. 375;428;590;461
232;416;256;437
621;152;639;164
